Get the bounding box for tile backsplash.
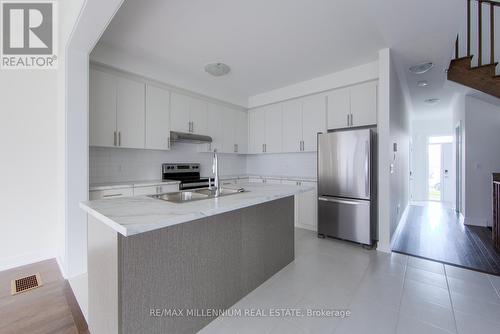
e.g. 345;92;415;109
90;144;317;184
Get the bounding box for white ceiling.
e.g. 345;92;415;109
98;0;464;114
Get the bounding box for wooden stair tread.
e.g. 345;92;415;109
448;55;500;99
470;62;498;70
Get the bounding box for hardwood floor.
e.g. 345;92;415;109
0;259;88;334
393;203;500;275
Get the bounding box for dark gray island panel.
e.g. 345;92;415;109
88;196;294;334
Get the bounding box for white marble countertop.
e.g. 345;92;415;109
89;179;180;191
80;182;313;237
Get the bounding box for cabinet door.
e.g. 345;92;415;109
133;186;158;196
89;187;133;200
251;108;266;153
282;100;302;153
302;94;326;152
221;107;236;153
264;104;283;153
170;92;190;133
327;87;350;130
350;81;377;127
159;184;179;193
116;76;145;149
205;103;223;152
189;97;208;135
298;182;318;231
145;85;170;150
234;110;248;154
89;69;116;147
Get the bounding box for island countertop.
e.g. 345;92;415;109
80;182;314;236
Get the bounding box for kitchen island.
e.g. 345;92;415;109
80;182;313;334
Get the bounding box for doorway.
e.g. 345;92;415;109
427;136;453;204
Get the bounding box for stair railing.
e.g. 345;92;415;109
455;0;500;67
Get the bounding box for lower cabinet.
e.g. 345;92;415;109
89;187;134;200
282;180;318;231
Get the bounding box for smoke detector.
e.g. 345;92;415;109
409;62;434;74
204;63;231;77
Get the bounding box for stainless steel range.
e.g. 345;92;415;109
162;163;212;190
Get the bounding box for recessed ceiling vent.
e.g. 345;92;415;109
409;62;434;74
204;63;231;77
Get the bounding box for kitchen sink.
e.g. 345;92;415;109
150;187;246;203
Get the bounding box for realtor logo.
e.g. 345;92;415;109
1;1;57;69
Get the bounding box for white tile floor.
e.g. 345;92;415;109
199;228;500;334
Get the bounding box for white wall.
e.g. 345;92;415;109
452;93;466;216
462;96;500;226
388;52;411;239
410;116;454;202
378;48;411;251
246;153;317;179
90;145;247;184
248;61;379;108
91;44;248;108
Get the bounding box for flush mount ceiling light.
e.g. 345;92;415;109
424;98;440;104
417;80;429;87
409;62;434;74
204;63;231;77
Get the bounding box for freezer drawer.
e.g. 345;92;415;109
318;196;373;245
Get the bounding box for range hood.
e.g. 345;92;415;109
170;131;212;144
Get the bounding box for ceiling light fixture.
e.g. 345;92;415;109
409;62;434;74
424;98;440;104
417;80;429;87
204;63;231;77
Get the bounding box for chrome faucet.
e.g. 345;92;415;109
212;149;220;197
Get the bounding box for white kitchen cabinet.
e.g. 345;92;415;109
203;103;223;152
189;98;208;135
145;85;170;150
133;186;159;196
116;76;145;149
170;93;207;135
89;187;134;200
264;104;283;153
159;184;179;193
350;81;377;127
249;108;266;154
282;99;302;153
327;81;377;130
170;92;190;133
234;110;248;154
90;69;117;147
297;181;318;231
221;107;235;153
301;94;326;152
327;87;350;130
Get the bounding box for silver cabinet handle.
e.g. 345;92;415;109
262;144;265;153
118;131;121;146
265;144;267;152
350;114;353;126
318;196;366;205
103;193;122;198
113;131;117;146
347;114;350;126
167;136;170;149
236;144;238;153
191;121;194;133
365;140;370;197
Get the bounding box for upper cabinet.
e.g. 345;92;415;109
170;92;208;135
145;85;170;150
264;104;283;153
201;104;247;154
204;103;223;152
280;93;326;153
248;107;266;154
89;68;145;149
327;81;377;130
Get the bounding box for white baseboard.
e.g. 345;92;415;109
68;272;89;322
295;223;316;232
0;250;57;272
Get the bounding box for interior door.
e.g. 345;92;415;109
318;129;371;200
441;143;454;204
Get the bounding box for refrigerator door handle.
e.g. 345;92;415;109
365;140;370;197
318;196;364;205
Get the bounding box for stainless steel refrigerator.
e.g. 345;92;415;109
317;128;377;246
